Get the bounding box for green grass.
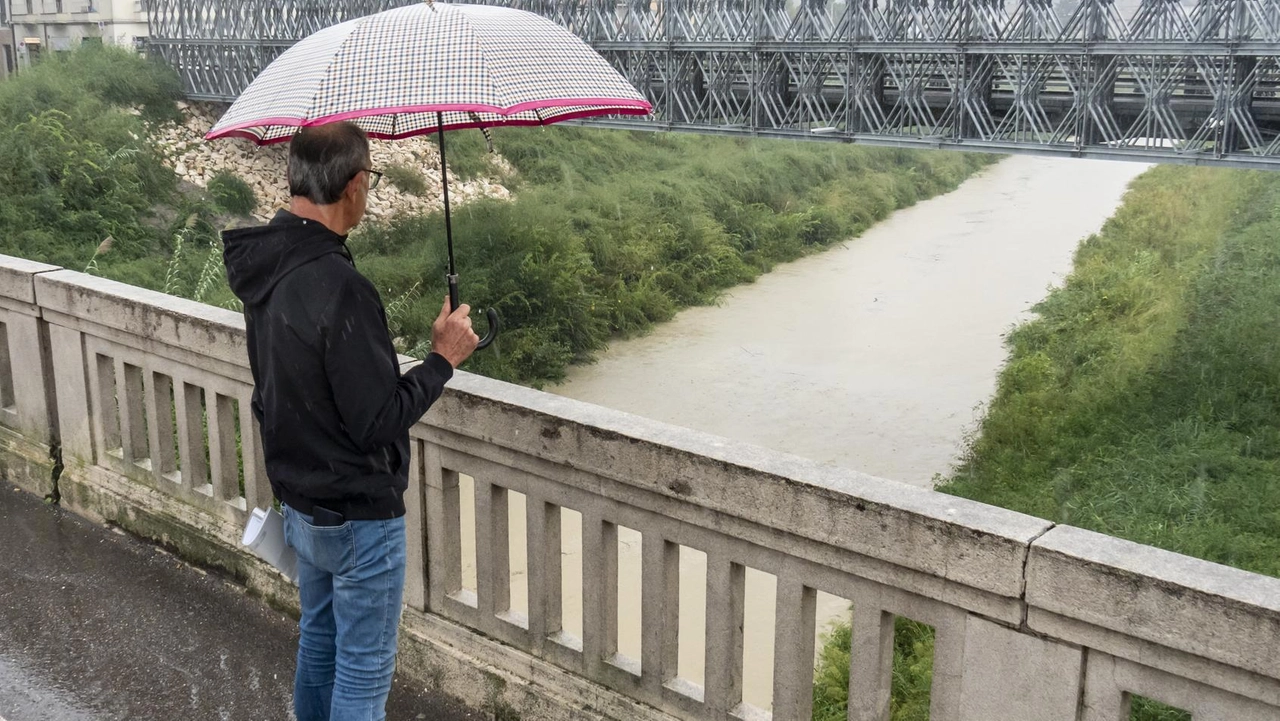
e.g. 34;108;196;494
432;126;498;181
1131;697;1193;721
942;165;1280;577
813;616;936;721
0;46;180;269
0;44;243;311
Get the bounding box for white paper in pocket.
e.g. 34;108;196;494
242;507;298;584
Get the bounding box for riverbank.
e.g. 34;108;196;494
349;129;994;385
943;164;1280;578
553;155;1149;488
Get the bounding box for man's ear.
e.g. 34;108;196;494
342;171;364;202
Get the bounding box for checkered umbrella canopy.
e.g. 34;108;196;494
205;2;652;144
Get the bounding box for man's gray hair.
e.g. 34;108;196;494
288;122;370;205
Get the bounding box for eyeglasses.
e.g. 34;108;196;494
364;169;383;190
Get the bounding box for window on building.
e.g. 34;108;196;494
55;0;63;12
3;47;13;75
26;0;34;16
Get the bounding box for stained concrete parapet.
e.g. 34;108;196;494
34;269;247;373
431;368;1052;615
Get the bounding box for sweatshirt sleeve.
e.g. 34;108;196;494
322;276;454;453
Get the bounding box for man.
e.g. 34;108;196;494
222;121;478;721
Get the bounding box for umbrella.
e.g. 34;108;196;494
206;1;652;349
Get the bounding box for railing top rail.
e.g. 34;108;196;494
425;362;1053;600
0;255;60;306
1030;524;1280;680
32;269;245;352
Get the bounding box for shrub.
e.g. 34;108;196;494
0;45;180;270
383;163;429;197
432;127;497;181
207;172;257;216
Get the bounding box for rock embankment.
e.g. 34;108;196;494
151;102;513;222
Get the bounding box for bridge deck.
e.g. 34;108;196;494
0;487;476;721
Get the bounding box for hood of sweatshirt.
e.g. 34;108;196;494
222;209;350;307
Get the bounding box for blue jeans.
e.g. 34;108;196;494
282;505;406;721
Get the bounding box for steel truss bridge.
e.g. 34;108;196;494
149;0;1280;167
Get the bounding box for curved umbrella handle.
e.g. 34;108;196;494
447;274;501;351
476;308;500;350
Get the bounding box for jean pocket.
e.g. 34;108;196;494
287;509;356;572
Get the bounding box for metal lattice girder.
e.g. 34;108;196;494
149;0;1280;168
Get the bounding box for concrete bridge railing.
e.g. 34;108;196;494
2;252;1279;721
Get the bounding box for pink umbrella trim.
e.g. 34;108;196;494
207;106;655;146
206;98;653;140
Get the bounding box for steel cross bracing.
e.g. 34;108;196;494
147;0;1280;167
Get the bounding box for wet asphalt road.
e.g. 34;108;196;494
0;487;480;721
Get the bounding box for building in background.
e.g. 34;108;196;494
1;0;14;79
9;0;147;71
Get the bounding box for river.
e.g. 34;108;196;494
461;155;1151;711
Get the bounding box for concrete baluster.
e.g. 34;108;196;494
0;257;59;445
772;570;818;720
238;387;271;510
403;435;427;611
118;361;147;470
144;371;179;486
0;323;12;422
640;533;680;698
583;512;619;678
90;352;121;460
46;322;92;465
704;554;746;717
424;442;463;610
474;476;511;636
526;496;563;657
175;381;207;492
206;389;239;504
848;602;894;721
927;608;967;721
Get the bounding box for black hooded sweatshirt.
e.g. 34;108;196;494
223;210;454;520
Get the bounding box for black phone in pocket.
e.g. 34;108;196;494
311;505;346;527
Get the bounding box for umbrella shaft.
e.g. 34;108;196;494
437;112;456;283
